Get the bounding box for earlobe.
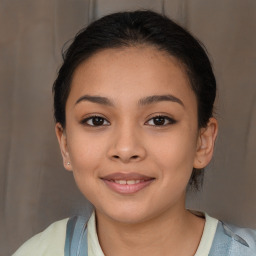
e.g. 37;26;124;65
55;123;72;171
193;117;218;169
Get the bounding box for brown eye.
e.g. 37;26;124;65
81;116;110;126
146;115;176;126
153;116;165;125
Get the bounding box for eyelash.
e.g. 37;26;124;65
81;115;110;126
146;115;176;126
80;115;176;127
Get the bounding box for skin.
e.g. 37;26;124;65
56;45;218;256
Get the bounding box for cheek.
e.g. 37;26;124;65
67;130;107;174
67;132;104;199
151;127;198;176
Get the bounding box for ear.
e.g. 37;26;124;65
55;123;72;171
193;117;218;169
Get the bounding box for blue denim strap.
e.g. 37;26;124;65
65;216;89;256
209;221;256;256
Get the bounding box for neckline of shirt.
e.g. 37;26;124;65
87;211;218;256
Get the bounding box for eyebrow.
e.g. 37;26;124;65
76;95;114;106
138;95;184;107
75;94;184;107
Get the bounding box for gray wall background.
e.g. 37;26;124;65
0;0;255;255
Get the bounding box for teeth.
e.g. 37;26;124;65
127;180;135;185
114;180;127;185
114;180;142;185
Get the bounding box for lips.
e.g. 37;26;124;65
101;172;155;194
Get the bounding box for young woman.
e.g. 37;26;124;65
13;10;256;256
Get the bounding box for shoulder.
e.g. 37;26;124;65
210;220;256;256
12;218;68;256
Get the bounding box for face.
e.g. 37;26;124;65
56;46;216;224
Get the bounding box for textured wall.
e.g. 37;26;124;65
0;0;255;255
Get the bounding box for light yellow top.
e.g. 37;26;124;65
13;212;218;256
194;212;218;255
12;218;68;256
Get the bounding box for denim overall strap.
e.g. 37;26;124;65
65;216;89;256
209;221;256;256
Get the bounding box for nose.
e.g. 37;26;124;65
107;124;146;163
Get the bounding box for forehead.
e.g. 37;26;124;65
68;46;196;108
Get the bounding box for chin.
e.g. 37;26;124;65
96;204;157;225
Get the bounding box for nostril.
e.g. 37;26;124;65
112;155;139;160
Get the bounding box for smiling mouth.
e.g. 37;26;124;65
101;173;155;194
111;179;145;185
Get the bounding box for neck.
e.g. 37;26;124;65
95;201;205;256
